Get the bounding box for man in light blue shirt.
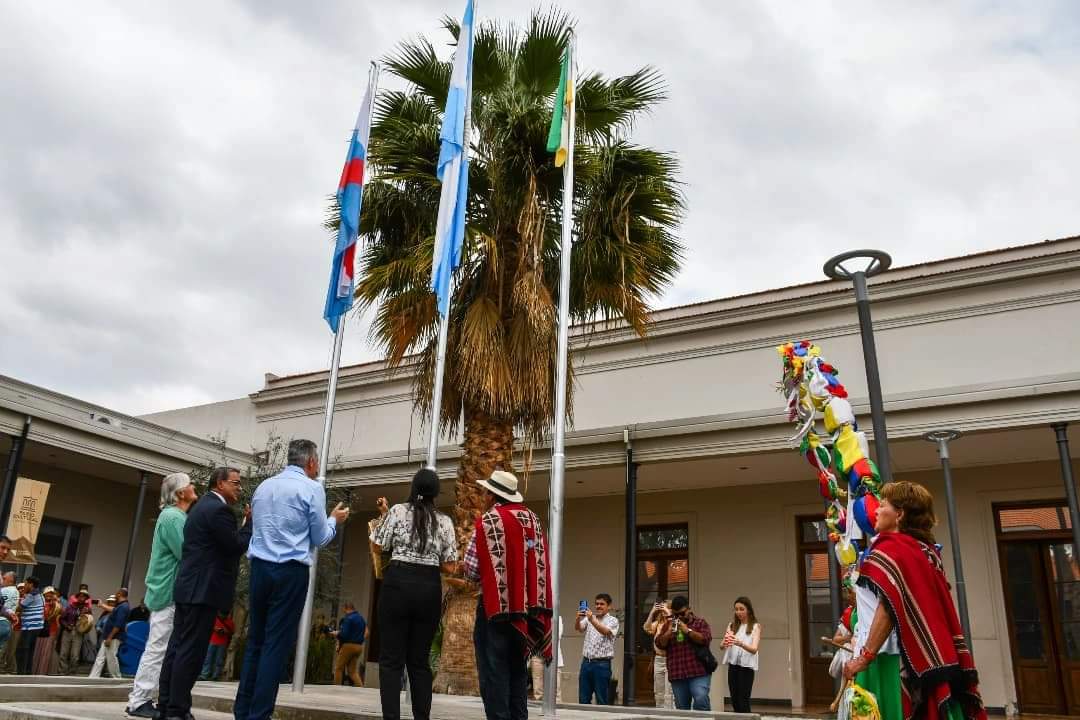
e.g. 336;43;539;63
234;439;349;720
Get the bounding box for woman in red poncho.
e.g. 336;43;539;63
844;481;986;720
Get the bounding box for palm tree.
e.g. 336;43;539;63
350;8;684;693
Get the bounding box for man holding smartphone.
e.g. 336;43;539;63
643;599;674;708
576;593;619;704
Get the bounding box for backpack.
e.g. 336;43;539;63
693;640;719;674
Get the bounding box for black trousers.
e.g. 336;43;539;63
728;663;755;713
378;562;442;720
16;629;41;674
474;601;528;720
158;603;218;718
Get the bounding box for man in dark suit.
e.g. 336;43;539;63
157;467;251;720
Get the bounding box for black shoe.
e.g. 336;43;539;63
125;703;159;720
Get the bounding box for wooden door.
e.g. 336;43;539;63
1001;541;1067;713
797;517;836;706
634;525;690;706
1046;542;1080;714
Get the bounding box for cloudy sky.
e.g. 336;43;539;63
3;1;1078;416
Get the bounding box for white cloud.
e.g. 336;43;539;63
2;0;1079;414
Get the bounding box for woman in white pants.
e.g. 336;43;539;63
125;473;196;719
643;600;674;709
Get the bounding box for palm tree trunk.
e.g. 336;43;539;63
432;407;515;696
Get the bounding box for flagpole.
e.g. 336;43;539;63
292;61;380;694
426;310;451;469
544;31;574;718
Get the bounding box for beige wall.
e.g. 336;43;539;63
7;457;158;607
332;452;1077;711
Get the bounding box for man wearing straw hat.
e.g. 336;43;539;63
463;470;553;720
125;472;197;719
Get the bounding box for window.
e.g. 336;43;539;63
997;504;1072;534
14;518;83;593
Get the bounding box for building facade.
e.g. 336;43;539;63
10;236;1079;712
0;377;252;606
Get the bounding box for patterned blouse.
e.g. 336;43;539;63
369;503;458;567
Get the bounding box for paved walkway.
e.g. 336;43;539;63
0;678;772;720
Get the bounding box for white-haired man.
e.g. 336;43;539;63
126;472;197;719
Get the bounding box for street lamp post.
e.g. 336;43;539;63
823;250;894;483
923;430;973;654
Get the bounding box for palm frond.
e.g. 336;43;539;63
340;6;685;442
575;67;667;141
383;36;451;107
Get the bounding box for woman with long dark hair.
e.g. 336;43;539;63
721;596;761;713
369;468;457;720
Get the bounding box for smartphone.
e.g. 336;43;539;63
579;600;588;613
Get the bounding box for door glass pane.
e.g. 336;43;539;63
637;559;660;654
1005;544;1046;660
1049;542;1080;660
31;562;58;587
35;519;65;558
802;519;830;543
999;506;1072;533
59;562;74;597
666;559;689;597
638;527;689;551
65;527;81;561
804;553;833;658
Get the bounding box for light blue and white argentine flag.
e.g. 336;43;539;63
430;0;475;316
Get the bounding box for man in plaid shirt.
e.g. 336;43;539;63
656;595;713;711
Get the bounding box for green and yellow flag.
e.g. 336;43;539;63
546;48;573;167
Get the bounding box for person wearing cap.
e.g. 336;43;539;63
58;585;94;674
125;472;197;717
233;440;347;720
462;470;553;720
368;468;457;720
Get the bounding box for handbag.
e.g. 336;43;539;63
693;639;719;674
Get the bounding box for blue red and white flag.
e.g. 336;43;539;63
430;0;475;317
323;85;375;331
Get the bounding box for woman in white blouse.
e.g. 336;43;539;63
369;469;457;720
721;596;761;713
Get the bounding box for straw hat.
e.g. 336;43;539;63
477;470;524;503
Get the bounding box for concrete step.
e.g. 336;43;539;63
0;679;127;687
0;703;232;720
0;682;129;703
190;682;760;720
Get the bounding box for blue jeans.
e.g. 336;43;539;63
671;674;712;711
201;643;226;680
578;658;612;704
233;559;309;720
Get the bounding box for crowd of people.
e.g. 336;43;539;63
0;533;146;680
0;437;982;720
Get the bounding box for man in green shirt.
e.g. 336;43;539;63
126;473;197;719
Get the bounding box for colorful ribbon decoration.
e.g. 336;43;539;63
777;341;882;569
